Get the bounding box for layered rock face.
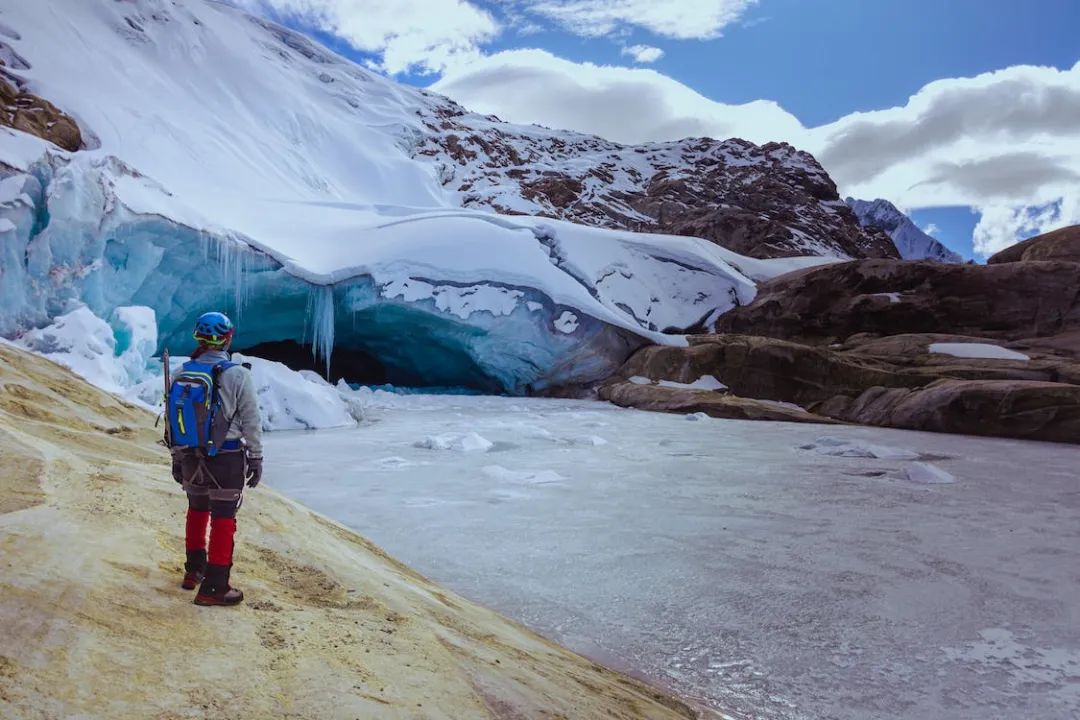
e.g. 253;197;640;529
816;380;1080;444
415;106;897;260
601;226;1080;443
715;257;1080;343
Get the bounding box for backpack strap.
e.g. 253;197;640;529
209;361;237;403
207;360;242;456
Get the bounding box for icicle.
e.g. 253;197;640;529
199;230;213;263
309;285;335;377
209;235;251;321
240;246;251;316
226;238;249;320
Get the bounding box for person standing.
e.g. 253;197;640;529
167;311;263;607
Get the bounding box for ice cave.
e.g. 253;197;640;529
2;156;738;394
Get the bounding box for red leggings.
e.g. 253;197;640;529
183;452;245;566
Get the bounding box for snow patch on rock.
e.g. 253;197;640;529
929;343;1030;361
658;375;727;391
628;375;727;391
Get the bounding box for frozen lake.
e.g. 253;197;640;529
264;393;1080;720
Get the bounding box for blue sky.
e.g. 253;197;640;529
462;0;1080;126
253;0;1080;260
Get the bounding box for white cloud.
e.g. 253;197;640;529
815;63;1080;202
972;197;1080;257
434;54;1080;256
235;0;498;74
922;223;941;236
525;0;757;40
431;49;804;146
621;44;665;63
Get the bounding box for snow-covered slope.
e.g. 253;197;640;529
846;198;964;263
0;0;844;392
417;122;897;259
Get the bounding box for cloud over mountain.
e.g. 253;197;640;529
436;56;1080;255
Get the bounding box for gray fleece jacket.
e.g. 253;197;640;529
199;349;263;459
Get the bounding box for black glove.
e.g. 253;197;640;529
171;456;184;485
246;455;263;488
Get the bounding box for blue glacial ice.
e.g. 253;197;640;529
0;153;757;393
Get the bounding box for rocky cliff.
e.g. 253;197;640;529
416;104;898;259
0;76;81;152
600;226;1080;443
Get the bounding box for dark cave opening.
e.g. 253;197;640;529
237;340;388;386
235;336;505;394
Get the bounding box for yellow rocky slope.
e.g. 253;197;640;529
0;343;697;720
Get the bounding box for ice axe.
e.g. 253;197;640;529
157;347;172;447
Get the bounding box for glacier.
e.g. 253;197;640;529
0;147;764;393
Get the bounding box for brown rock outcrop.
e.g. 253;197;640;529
716;259;1080;345
0;75;81;151
600;380;836;424
841;333;1080;386
609;334;915;406
987;225;1080;265
603;333;1080;442
817;379;1080;444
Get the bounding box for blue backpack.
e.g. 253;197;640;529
167;359;237;457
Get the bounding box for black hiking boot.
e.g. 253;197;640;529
194;563;244;607
182;549;207;590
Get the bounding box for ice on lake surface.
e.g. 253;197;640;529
264;394;1080;720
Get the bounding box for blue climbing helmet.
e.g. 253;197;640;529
193;311;234;347
169;311;238;455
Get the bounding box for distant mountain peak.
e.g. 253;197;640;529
846;198;963;263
